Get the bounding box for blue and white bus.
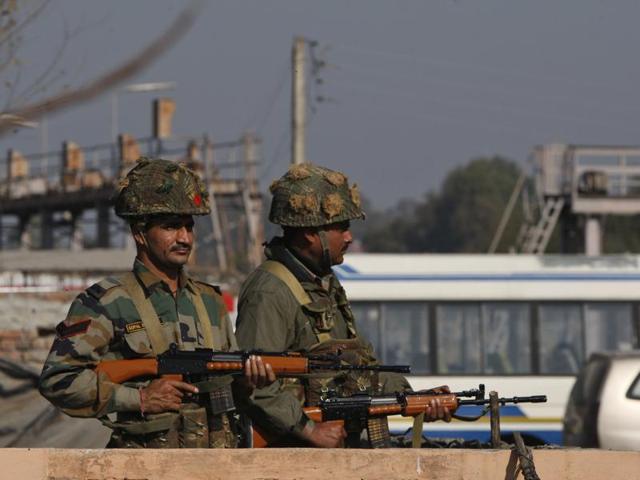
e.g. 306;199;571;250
335;254;640;445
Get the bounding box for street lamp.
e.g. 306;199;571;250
111;81;177;141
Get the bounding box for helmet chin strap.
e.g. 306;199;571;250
317;229;333;273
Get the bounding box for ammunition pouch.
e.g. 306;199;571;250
103;375;240;449
104;411;181;448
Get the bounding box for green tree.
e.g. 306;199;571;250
361;156;524;253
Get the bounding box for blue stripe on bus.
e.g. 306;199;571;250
393;428;563;445
334;266;640;282
456;405;524;416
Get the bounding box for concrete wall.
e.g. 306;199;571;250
3;448;639;480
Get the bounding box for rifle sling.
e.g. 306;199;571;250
191;287;214;349
119;272;216;353
260;260;333;344
120;272;169;355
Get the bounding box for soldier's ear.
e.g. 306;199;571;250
301;228;320;249
131;224;149;249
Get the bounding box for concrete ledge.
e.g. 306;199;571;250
2;448;639;480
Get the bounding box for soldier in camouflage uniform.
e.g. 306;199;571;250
39;157;275;448
235;163;451;448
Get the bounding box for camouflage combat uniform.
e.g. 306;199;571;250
235;163;410;444
39;158;241;448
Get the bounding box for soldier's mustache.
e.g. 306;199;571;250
171;243;191;252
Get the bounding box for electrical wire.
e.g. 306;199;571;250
327;79;639;134
331;42;634;95
332;61;640;119
241;56;289;133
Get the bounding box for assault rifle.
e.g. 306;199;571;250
253;384;547;448
94;343;410;383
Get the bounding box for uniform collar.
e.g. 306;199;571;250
133;258;196;296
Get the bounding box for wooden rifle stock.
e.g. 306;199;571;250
94;358;159;383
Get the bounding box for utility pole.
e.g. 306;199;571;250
291;36;306;165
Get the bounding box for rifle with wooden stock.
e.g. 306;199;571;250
252;384;547;448
93;343;411;383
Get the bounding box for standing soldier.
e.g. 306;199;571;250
39;157;275;448
235;163;451;448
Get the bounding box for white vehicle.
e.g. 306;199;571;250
564;351;640;450
335;253;640;445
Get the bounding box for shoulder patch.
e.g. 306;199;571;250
86;277;121;300
56;319;91;339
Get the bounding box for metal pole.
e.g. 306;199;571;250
111;92;118;143
291;36;306;165
488;171;526;253
205;138;228;273
489;391;501;448
585;215;602;256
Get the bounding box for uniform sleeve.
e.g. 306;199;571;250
218;303;238;351
235;287;312;436
38;292;141;418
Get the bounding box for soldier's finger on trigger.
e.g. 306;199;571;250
265;362;275;382
248;356;259;384
256;356;267;385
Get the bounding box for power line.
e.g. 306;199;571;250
332;61;640;119
331;42;634;95
260;127;289;181
328;79;639;133
242;56;289;133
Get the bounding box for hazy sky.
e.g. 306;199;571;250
5;0;640;208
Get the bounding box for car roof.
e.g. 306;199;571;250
588;350;640;362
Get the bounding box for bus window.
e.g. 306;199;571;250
584;303;634;356
538;304;583;374
350;302;381;355
436;304;482;374
482;303;531;374
381;303;430;374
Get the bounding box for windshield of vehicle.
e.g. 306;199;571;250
627;372;640;400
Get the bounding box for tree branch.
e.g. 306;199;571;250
0;0;204;135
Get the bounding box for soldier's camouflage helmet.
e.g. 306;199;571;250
115;157;210;218
269;163;365;227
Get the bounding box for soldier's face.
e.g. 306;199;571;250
136;215;195;270
317;220;353;265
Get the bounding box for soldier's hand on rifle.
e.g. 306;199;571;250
423;385;452;423
301;421;347;448
233;355;276;397
245;355;276;389
139;378;199;414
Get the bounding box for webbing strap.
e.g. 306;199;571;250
101;412;179;434
191;289;214;349
411;412;425;448
120;272;169;355
315;332;332;342
261;260;312;305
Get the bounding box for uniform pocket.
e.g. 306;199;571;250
122;321;177;356
123;328;153;356
302;298;335;332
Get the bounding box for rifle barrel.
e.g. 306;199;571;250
340;364;411;374
458;395;547;406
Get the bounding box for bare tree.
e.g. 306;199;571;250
0;0;204;135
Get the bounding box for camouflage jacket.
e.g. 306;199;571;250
39;259;236;418
235;237;410;438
